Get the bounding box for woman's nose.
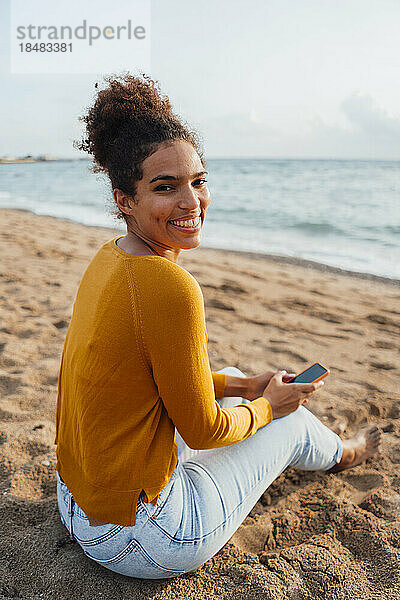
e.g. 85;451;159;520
178;185;201;209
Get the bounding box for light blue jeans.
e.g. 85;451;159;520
56;366;343;579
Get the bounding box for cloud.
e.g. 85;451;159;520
202;94;400;159
198;111;279;157
341;93;400;139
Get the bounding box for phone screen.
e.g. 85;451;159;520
288;363;328;383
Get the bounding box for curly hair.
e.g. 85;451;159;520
75;72;205;223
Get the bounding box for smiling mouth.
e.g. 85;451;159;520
168;215;202;231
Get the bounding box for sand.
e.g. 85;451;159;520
1;207;399;599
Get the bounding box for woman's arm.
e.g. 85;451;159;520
211;371;249;400
222;374;249;399
221;371;298;401
134;262;272;450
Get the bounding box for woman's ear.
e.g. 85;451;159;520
113;189;133;216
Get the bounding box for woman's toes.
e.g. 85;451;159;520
331;420;346;435
367;427;380;439
367;425;378;434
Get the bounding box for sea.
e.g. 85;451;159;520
0;158;399;280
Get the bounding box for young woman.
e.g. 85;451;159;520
55;73;382;579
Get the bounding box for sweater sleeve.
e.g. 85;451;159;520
211;372;227;399
133;261;272;450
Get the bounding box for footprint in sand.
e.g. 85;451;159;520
359;489;400;521
343;471;386;491
338;407;363;424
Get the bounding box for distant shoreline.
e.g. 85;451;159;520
0;157;91;164
0;157;59;164
1;206;399;287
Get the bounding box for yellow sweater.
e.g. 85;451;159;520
54;235;273;526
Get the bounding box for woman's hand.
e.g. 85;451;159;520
245;370;296;401
261;370;324;419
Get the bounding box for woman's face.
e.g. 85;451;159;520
116;140;211;259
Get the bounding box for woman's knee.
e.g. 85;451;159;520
282;405;320;433
215;365;246;378
272;405;319;443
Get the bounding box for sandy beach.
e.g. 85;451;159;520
1;207;399;599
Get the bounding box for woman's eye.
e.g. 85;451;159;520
154;184;174;192
154;179;207;191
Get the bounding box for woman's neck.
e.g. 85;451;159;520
118;232;181;263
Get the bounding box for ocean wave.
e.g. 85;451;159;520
285;221;346;236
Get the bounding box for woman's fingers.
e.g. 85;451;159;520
282;373;296;382
293;381;325;403
293;381;325;394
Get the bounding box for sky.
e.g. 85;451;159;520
1;0;400;159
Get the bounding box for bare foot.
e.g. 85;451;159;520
330;420;346;436
328;425;382;473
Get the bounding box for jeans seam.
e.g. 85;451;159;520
74;525;124;546
84;539;138;564
134;539;187;573
185;461;229;520
84;537;186;574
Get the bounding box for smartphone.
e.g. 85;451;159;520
285;362;330;384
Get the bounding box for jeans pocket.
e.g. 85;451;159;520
83;537;186;579
73;523;124;546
